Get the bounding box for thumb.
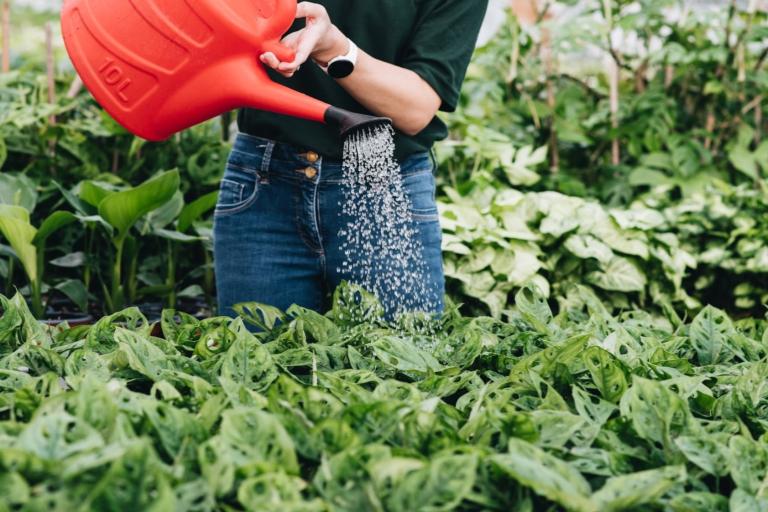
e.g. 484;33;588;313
281;31;302;50
296;2;325;20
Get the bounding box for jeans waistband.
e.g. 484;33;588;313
229;132;433;183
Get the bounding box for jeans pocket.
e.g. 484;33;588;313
214;166;260;217
403;169;439;223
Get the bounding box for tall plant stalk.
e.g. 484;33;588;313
1;2;9;73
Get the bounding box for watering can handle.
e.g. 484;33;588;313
256;0;297;63
262;40;296;63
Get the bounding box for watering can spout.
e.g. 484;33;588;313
324;107;391;137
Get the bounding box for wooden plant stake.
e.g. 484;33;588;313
542;24;559;173
45;23;58;174
608;57;620;166
66;76;84;99
602;0;620;166
1;1;9;73
46;23;57;125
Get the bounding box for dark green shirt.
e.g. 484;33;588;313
237;0;488;162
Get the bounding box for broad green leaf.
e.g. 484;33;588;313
619;377;695;451
675;434;729;476
17;410;103;461
99;170;180;241
115;328;176;381
79;180;117;208
141;398;206;460
0;174;37;212
730;489;768;512
151;228;200;243
515;284;552;334
587;256;647;292
729;144;758;179
143;190;184;231
178;191;219;233
582;346;628;403
219;407;299;475
0;204;31;225
54;181;94;216
0;205;37;283
85;308;151;353
233;302;286;331
491;439;595;512
371;336;443;373
385;453;478;512
628;167;675;187
313;444;393;511
689;306;733;365
727;435;768;495
565;235;614;264
592;466;686;511
220;325;279;392
530;409;591;448
571;387;617;427
237;472;316;511
0;472;29;509
88;440;176;512
32;211;78;244
668;492;728;512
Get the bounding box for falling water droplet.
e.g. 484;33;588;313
339;124;439;324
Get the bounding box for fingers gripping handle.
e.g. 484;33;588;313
259;0;298;62
262;40;296;62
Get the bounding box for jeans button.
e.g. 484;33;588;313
306;151;319;163
304;167;318;179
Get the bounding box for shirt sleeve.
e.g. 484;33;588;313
399;0;489;113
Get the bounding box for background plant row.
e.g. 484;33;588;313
1;0;767;319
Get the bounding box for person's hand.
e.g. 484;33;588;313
260;2;349;78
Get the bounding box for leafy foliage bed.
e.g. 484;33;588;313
1;284;767;511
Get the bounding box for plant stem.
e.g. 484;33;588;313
203;246;214;306
112;237;124;312
32;242;45;318
84;226;94;291
30;279;43;318
539;6;558;174
4;258;13;297
126;237;138;305
507;19;520;84
166;240;177;309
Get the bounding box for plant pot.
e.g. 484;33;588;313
42;298;94;327
177;295;214;320
137;301;164;324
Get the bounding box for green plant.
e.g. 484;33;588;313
439;178;698;318
78;170;181;312
0;283;767;510
147;190;219;308
0;205;77;317
447;1;768;203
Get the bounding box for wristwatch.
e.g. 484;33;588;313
318;39;358;79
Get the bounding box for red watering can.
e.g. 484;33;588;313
61;0;385;141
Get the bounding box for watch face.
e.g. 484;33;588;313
328;59;355;79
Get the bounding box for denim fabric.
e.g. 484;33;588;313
213;132;445;318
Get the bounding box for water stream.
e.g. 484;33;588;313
339;124;438;319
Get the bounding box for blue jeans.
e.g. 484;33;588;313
213;133;445;318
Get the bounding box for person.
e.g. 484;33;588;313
214;0;489;317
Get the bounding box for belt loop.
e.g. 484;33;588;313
261;140;275;174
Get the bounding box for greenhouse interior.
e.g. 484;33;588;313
1;0;768;510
